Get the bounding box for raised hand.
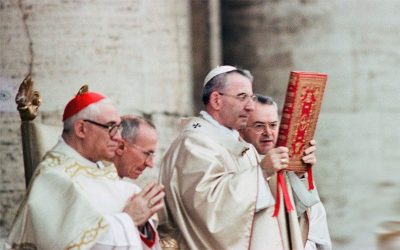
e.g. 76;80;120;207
302;139;317;166
123;181;165;226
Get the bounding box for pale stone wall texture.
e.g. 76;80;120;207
222;0;400;249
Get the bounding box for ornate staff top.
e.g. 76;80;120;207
15;75;41;121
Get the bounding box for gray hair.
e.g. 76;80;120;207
202;68;254;105
63;98;112;133
120;116;155;144
255;94;278;110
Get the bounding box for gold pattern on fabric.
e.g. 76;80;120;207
42;153;63;167
64;162;117;179
11;154;61;221
66;218;108;250
42;153;118;179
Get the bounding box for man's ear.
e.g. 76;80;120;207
74;120;86;138
208;91;221;111
115;141;125;156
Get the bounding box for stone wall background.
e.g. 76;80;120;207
1;1;400;249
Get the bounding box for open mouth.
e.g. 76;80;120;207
260;138;273;144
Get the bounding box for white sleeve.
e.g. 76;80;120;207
255;166;276;212
305;202;332;250
92;213;142;249
305;240;317;250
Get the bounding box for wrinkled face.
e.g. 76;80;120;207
242;103;279;155
84;103;122;162
218;72;255;130
117;125;157;179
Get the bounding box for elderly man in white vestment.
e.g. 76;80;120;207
240;94;332;250
158;65;291;249
111;115;165;249
6;88;164;250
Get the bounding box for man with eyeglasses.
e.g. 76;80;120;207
240;94;332;250
158;66;287;249
113;116;158;180
7;87;164;250
109;115;165;250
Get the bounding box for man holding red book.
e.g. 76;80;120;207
240;94;332;250
159;65;288;249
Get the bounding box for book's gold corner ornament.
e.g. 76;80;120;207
15;75;42;121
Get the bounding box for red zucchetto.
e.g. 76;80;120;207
62;85;105;121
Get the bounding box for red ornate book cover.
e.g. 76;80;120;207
276;71;327;172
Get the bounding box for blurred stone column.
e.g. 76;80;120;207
191;0;222;113
221;0;300;107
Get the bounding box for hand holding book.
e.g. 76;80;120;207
272;71;327;216
260;146;289;177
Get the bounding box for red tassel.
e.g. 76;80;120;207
307;167;315;190
273;171;294;217
280;172;294;211
272;174;281;217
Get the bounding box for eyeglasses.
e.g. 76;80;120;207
130;144;156;160
218;92;257;103
248;122;279;134
83;119;121;137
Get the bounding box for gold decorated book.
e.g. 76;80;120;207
276;71;328;172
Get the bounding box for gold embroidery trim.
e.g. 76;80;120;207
66;218;108;250
43;153;118;179
64;162;117;179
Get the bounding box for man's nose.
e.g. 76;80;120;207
145;157;154;168
111;128;122;141
262;126;272;136
245;99;255;111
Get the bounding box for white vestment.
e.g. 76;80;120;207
6;139;160;250
158;112;284;250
